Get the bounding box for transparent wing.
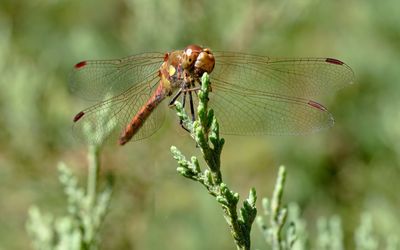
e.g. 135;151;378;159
72;74;166;145
70;53;165;145
209;53;355;135
209;84;334;135
213;52;354;100
70;52;164;101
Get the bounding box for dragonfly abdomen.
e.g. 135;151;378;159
118;83;166;145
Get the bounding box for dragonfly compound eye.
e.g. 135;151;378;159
182;50;199;70
182;44;204;69
194;48;215;75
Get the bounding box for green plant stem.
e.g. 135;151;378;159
87;145;100;207
271;166;287;250
256;166;296;250
171;73;257;250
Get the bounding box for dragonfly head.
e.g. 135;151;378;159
183;45;215;76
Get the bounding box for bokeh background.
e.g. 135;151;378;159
1;0;399;249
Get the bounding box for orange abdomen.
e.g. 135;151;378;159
118;83;166;145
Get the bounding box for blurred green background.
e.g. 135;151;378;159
1;0;399;249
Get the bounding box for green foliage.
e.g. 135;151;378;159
256;169;400;250
354;213;381;250
171;73;257;250
316;216;344;250
26;152;112;250
257;166;296;250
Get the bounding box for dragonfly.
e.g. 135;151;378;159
70;44;354;145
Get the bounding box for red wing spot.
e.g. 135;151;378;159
308;100;328;112
74;61;87;69
73;111;85;122
325;58;344;65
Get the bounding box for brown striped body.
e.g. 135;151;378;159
118;83;166;145
118;45;215;145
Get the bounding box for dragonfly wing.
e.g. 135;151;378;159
208;53;354;135
70;52;164;101
72;75;165;145
212;52;355;100
209;83;334;135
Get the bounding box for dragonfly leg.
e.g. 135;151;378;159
182;86;201;92
179;91;190;132
188;91;196;122
168;88;190;132
168;89;182;107
182;90;187;108
180;120;190;132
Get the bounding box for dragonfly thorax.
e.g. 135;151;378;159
160;45;215;95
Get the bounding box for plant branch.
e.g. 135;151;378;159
171;73;257;250
256;166;297;250
87;145;100;207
